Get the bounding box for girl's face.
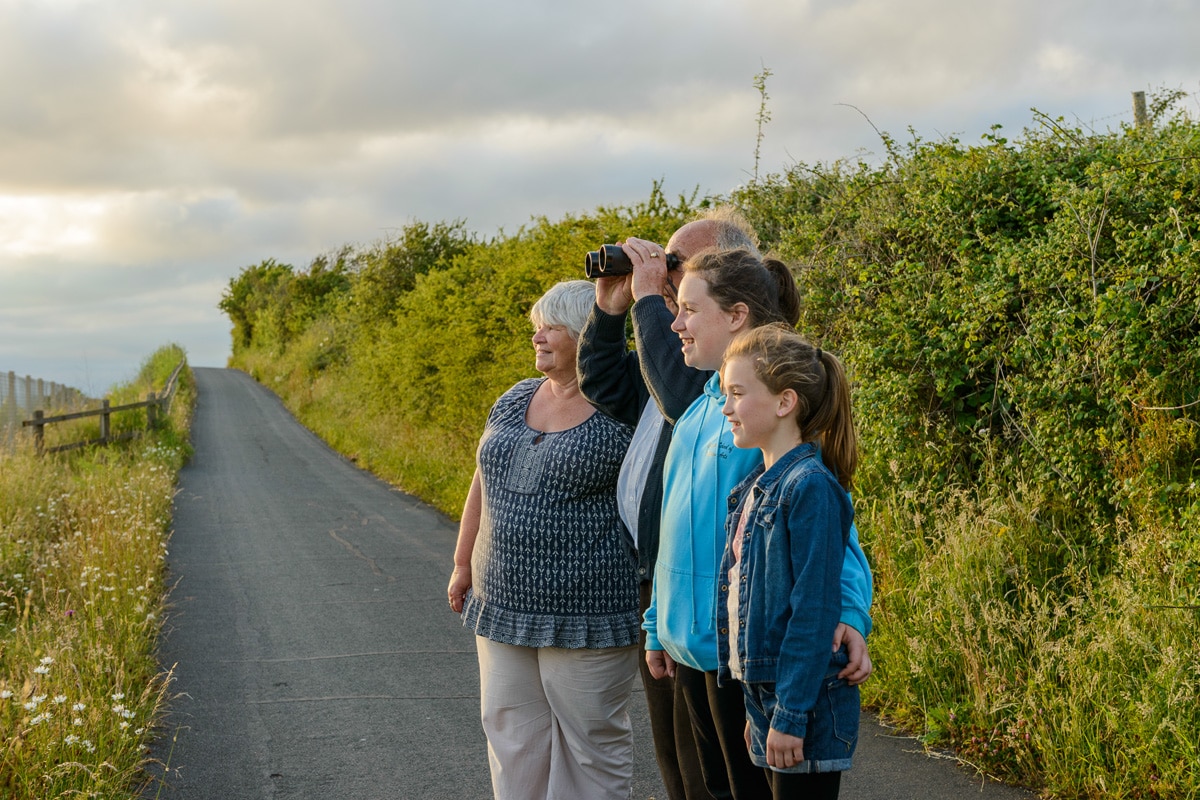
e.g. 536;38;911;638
671;274;743;371
721;355;787;450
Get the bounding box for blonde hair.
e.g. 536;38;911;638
723;325;857;490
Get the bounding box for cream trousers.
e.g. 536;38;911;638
476;637;639;800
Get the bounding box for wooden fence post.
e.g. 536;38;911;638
1133;91;1148;129
32;409;45;455
5;372;15;430
147;391;158;429
100;400;111;444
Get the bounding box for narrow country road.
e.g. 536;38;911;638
148;367;1034;799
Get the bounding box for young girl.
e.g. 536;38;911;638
717;325;861;800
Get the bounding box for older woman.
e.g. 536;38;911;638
447;279;641;800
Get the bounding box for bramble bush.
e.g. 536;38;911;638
222;96;1200;798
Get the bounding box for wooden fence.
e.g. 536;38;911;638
1;371;90;433
19;361;185;455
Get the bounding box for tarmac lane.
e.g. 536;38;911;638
147;367;1033;800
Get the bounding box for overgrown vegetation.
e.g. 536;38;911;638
0;345;193;799
220;93;1200;798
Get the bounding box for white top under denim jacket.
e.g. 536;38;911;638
716;442;854;740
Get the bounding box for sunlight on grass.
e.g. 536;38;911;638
0;346;193;799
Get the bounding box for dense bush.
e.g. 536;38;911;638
222;98;1200;798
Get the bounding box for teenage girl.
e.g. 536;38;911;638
717;325;861;799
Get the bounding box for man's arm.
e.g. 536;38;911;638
631;295;709;423
577;303;647;426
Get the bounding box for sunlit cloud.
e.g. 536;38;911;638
2;0;1198;392
0;195;107;257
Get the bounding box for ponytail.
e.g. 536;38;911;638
804;347;857;490
763;258;801;327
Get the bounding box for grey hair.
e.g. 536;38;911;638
530;279;595;340
696;206;760;256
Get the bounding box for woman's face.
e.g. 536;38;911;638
671;274;742;371
532;323;576;379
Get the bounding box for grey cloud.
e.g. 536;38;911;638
3;0;1199;394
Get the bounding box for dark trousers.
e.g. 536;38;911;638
674;663;771;800
639;581;715;800
766;769;841;799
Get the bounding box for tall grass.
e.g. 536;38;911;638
0;346;193;799
860;461;1200;798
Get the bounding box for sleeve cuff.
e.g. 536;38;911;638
839;608;873;639
770;704;809;739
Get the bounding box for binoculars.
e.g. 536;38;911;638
584;245;681;279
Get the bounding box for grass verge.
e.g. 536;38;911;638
0;346;194;799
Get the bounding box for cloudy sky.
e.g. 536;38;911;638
2;0;1197;396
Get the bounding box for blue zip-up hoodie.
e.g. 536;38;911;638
643;372;874;672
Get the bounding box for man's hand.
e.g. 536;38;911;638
834;623;872;685
620;237;671;302
645;648;677;679
594;274;635;316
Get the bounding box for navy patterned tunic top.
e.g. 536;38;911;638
462;378;640;649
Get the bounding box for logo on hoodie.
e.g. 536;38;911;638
705;440;733;460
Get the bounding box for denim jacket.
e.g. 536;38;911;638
716;442;854;740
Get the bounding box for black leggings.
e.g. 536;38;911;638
674;663;770;800
765;768;841;800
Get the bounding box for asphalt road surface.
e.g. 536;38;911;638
148;367;1034;799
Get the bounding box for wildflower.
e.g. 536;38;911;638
64;734;80;746
1;690;11;700
30;712;50;725
33;665;50;675
82;740;95;753
73;717;84;726
112;692;125;701
53;695;67;705
72;702;86;712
